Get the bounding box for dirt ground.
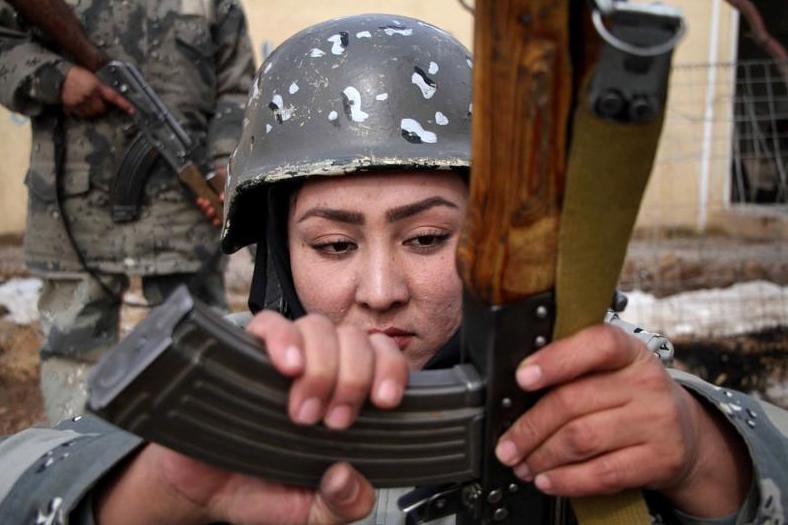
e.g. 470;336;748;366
1;234;786;435
0;236;253;434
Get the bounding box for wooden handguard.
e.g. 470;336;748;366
456;0;572;305
178;161;225;219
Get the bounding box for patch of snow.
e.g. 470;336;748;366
621;281;788;338
0;278;42;324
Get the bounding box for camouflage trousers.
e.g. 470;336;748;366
38;264;227;424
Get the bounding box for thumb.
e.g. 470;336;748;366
309;463;375;524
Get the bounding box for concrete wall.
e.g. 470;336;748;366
636;0;742;231
0;109;30;234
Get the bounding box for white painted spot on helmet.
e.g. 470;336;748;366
328;111;338;121
308;48;326;58
429;62;439;75
356;31;372;38
401;118;437;144
263;62;272;74
327;33;349;55
412;69;436;99
342;87;369;122
269;94;294;122
289;82;299;95
468;103;473;114
265;124;272;133
375;93;389;101
384;27;413;37
435;112;449;126
466;57;473;68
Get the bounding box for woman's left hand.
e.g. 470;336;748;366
495;324;752;518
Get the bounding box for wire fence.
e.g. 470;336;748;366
616;59;787;404
657;59;788;203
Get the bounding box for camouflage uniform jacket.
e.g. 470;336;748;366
0;364;785;522
0;0;255;276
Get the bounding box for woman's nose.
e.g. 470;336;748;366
354;248;409;312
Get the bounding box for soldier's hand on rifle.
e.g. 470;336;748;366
245;310;409;429
95;443;376;525
94;309;408;525
61;64;134;118
494;324;752;518
195;194;223;227
195;163;228;227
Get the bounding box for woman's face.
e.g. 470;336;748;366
288;171;468;370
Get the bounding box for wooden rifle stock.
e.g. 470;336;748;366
454;2;574;523
457;0;571;303
458;1;654;523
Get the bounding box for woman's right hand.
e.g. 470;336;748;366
247;311;410;429
95;311;410;524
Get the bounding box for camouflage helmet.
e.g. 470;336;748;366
221;13;473;253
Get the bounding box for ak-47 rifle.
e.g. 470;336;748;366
7;0;225;222
86;1;684;523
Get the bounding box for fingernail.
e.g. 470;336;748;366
535;474;553;493
517;365;543;390
376;379;401;405
325;404;353;429
495;440;519;465
284;345;303;370
514;463;532;481
296;397;322;425
331;467;359;503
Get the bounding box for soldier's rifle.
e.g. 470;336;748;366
7;0;225;223
85;0;684;523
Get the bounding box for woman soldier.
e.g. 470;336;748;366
1;14;785;525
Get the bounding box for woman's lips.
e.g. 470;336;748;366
369;328;415;350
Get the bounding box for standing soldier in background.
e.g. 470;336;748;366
0;0;256;423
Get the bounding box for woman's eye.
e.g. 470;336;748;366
312;240;357;255
405;232;450;249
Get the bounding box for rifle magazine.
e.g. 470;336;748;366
87;287;485;488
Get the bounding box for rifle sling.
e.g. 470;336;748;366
556;80;667;524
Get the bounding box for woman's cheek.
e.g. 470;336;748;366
415;256;463;330
294;261;355;322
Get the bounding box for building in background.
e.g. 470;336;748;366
3;1;785;237
641;0;787;237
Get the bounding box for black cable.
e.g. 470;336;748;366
51;112;149;308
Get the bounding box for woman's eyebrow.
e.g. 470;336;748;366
386;196;458;223
297;208;365;224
